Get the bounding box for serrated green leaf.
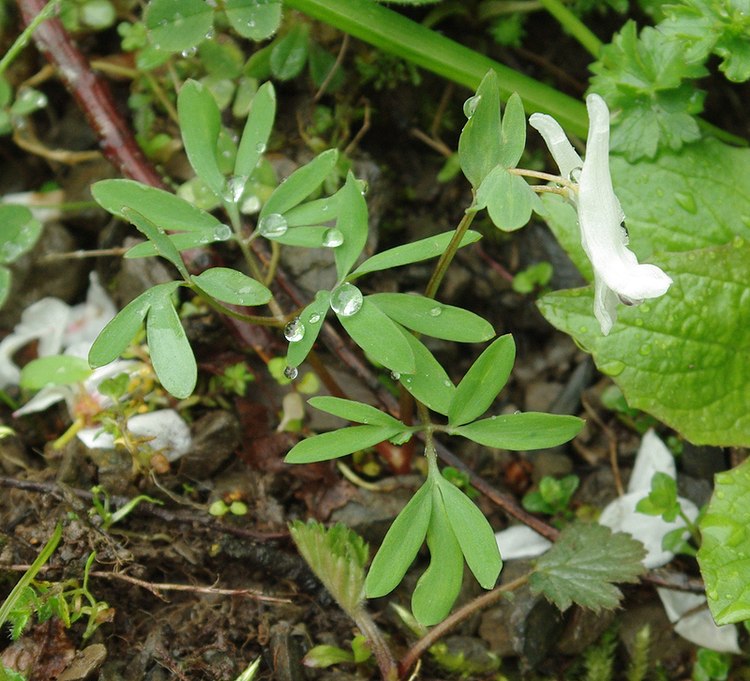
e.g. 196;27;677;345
192;267;271;306
337;297;416;375
475;165;538;232
0;204;42;264
144;0;213;53
308;396;405;428
368;293;494;343
698;458;750;625
350;230;481;279
234;81;276;179
366;481;433;598
178;79;225;197
225;0;282;41
397;331;455;415
452;412;583;450
499;92;526;169
121;208;189;280
334;173;368;280
0;266;9;309
285;424;404;464
459;71;502;188
270;23;310;80
412;486;464;625
146;293;197;399
448;334;515;426
261;149;338;218
286;290;330;368
20;355;92;390
438;475;502;589
529;522;646;612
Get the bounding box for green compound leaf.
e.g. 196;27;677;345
475;165;540;232
286;290;330;368
698;458;750;625
285;424;405;464
308;396;406;429
89;282;181;367
337;297;416;375
397;331;455;416
438;475;502;589
270;23;310;80
20;355;92;390
538;241;750;446
178;80;225;198
350;230;482;279
452;412;583;450
144;0;213;53
366;481;432;598
0;266;9;309
225;0;282;42
529;522;646;612
0;204;42;264
261;149;338;217
412;485;464;625
121;208;189;280
448;334;515;426
334;174;368;280
192;267;271;306
368;293;494;343
234;81;276;179
146;291;197;399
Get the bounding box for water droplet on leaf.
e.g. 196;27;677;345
674;192;697;214
308;312;321;324
284;365;298;380
330;283;363;317
258;213;288;238
429;306;442;317
284;318;305;342
224;175;247;203
213;224;232;241
463;95;481;118
255;142;266;153
600;360;625;376
322;228;344;248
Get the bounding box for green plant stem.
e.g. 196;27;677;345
352;606;398;681
424;210;476;299
679;509;701;546
283;0;588;137
536;0;602;57
398;572;529;678
0;0;59;77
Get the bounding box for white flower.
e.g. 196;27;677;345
529;94;673;335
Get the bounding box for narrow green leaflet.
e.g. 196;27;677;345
0;266;9;309
225;0;282;42
286;290;330;368
285;424;404;464
698;458;750;625
529;523;646;612
272;226;330;248
350;230;481;278
438;476;502;589
121;208;189;280
261;149;338;217
89;282;181;367
234;82;276;179
337;297;416;375
539;241;750;445
499;92;526;169
144;0;213;53
308;396;406;428
284;194;340;227
125;230;232;258
178;80;225;197
366;481;433;598
475;165;540;232
412;486;464;625
448;334;515;426
368;292;494;343
20;356;91;390
192;267;272;306
0;204;42;263
334;174;368;280
270;23;310;80
398;331;455;415
146;293;197;399
452;412;583;450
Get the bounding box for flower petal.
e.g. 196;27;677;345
495;524;551;560
528;113;583;183
127;410;192;461
13;385;69;417
629;429;677;493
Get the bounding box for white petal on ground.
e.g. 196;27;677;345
657;588;741;654
495;524;552;560
77;426;116;450
64;273;117;348
13;297;70;356
13;385;73;417
628;428;677;493
127;410;192;461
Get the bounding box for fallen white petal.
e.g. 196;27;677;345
64;273;117;348
629;429;676;493
13;385;71;417
78;426;116;450
495;525;552;560
127;410;192;461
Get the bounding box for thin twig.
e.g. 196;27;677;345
313;33;349;102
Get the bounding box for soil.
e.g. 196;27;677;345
0;3;741;681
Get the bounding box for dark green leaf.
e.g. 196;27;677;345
146;293;197;399
286;290;330;368
452;412;584;449
368;292;494;343
334;174;368;280
366;481;433;598
0;204;42;264
0;266;9;309
178;79;225;197
475;165;539;231
234;81;276;179
397;331;455;415
698;457;750;625
270;24;310;80
225;0;282;41
350;230;481;279
499;92;526;168
337;297;416;375
20;355;92;390
192;267;271;306
285;424;404;464
438;475;502;589
448;334;515;426
121;208;189;279
308;396;406;428
529;523;646;612
144;0;213;53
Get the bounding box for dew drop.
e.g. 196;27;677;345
330;283;363;317
322;228;344;248
255;142;266;153
463;95;481;118
241;195;261;215
308;312;321;324
639;344;652;356
213;224;232;241
600;360;625;377
675;192;697;214
180;46;198;58
225;175;247;203
569;167;582;183
429;306;442;317
284;318;305;342
390;371;400;381
284;365;298;380
258;213;288;238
